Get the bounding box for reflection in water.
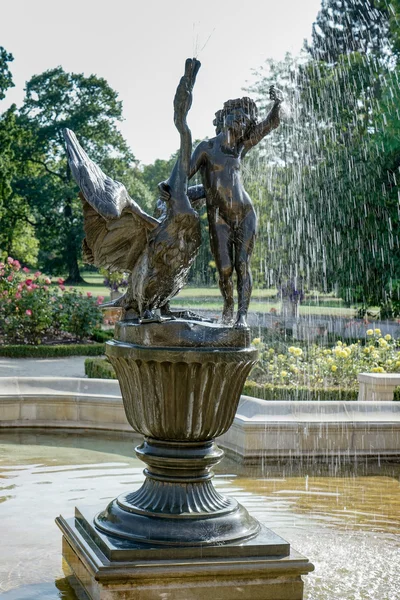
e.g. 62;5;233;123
0;430;399;599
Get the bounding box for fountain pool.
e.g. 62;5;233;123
0;429;399;600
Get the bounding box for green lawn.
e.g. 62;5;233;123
59;272;357;318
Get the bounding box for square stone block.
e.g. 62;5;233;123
57;507;314;600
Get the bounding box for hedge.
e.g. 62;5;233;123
91;329;114;343
243;381;359;401
85;357;117;379
0;343;106;358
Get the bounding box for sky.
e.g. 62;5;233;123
0;0;322;165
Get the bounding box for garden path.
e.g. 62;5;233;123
0;356;92;379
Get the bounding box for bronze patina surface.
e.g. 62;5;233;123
114;318;251;348
98;319;259;545
186;87;282;328
64;58;202;321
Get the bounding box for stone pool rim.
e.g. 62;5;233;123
1;376;399;463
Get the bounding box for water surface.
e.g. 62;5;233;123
0;430;399;600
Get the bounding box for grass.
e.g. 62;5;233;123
59;272;358;318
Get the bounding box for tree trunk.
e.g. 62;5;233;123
64;186;84;284
65;249;84;284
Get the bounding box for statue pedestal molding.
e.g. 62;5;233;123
57;320;314;599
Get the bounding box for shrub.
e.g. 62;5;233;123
0;343;105;358
85;357;116;379
53;288;103;339
0;257;104;344
243;381;358;401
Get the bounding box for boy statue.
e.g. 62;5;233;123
162;86;282;328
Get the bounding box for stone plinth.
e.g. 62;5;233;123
58;507;313;600
358;372;400;401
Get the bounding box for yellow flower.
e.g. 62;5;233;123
374;328;381;335
280;370;288;377
252;337;261;345
372;367;385;373
366;329;374;335
378;338;388;348
385;334;392;341
334;348;347;358
289;346;302;357
278;354;285;359
331;365;338;372
269;348;275;354
337;341;342;346
364;346;371;354
386;359;393;365
290;366;299;373
395;361;400;369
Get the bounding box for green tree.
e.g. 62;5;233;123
0;47;38;264
308;0;390;64
0;46;13;100
17;67;148;282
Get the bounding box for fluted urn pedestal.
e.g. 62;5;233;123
57;320;314;600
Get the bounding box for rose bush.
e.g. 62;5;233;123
0;257;103;344
252;329;400;391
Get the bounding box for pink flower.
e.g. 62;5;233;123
0;262;4;268
59;304;63;309
22;267;30;273
44;277;51;284
25;309;32;316
43;286;49;291
15;292;21;299
87;292;92;298
34;271;41;277
58;278;65;285
7;275;13;282
25;285;33;292
25;279;33;286
59;284;65;291
17;283;24;292
0;270;4;277
7;257;13;264
96;296;104;305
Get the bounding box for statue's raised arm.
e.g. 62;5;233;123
242;85;282;154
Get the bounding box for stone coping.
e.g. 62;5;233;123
358;372;400;384
1;377;400;424
237;395;400;423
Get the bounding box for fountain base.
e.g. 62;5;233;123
57;506;313;600
56;320;314;598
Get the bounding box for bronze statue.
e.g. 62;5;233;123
63;58;201;321
187;87;282;328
